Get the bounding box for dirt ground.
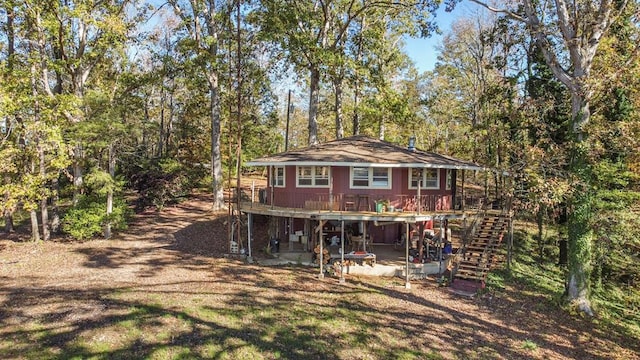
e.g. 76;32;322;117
1;193;638;359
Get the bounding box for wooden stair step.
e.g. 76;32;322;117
466;247;497;253
467;242;500;248
476;230;503;235
474;233;499;238
477;228;499;233
471;240;498;245
456;267;488;274
460;260;491;266
459;263;486;270
455;273;486;281
461;262;489;268
463;252;490;258
463;251;490;257
473;238;498;243
462;254;485;260
467;243;496;248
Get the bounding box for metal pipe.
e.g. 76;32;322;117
405;222;411;289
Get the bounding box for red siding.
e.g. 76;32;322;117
266;166;454;211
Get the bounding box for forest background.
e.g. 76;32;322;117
0;0;639;330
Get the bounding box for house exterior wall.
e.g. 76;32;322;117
265;166;454;211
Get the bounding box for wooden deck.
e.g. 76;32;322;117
238;201;471;222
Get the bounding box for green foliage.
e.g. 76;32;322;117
592;284;640;337
85;168;119;197
521;340;538;351
585;147;640;289
124;157;195;211
62;195;131;241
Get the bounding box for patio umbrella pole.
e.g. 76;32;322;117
405;222;411;289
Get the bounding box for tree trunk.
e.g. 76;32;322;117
105;143;115;239
143;99;150;153
334;76;344;139
353;75;360;136
308;66;320;145
536;205;544;259
3;209;14;233
4;5;16;234
73;144;83;205
167;93;174;155
40;198;49;241
566;93;594;315
159;86;165;157
209;74;225;211
30;209;40;242
3;175;14;233
352;16;365;136
50;176;60;234
38;144;50;241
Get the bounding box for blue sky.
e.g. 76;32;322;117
403;1;480;72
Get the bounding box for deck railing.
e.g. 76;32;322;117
244;188;499;213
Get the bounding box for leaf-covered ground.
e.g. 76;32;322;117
1;194;638;359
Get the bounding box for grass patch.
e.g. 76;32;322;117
521;339;538;351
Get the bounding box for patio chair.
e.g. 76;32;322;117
343;194;357;211
365;235;374;253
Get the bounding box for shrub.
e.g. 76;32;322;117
62;195;131;240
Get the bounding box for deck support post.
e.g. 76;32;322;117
246;213;253;262
405;222;411;289
319;221;325;279
339;220;345;284
461;170;466;211
438;217;444;275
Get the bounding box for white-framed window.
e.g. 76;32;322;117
296;166;330;187
409;168;440;189
271;166;285;187
446;169;453;190
350;167;391;189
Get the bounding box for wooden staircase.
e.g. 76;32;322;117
451;215;509;295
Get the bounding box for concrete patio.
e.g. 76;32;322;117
256;243;451;279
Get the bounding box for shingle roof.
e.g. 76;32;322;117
246;135;483;170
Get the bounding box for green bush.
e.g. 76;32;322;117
62;195;131;241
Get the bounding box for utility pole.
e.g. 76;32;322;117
285;89;292;151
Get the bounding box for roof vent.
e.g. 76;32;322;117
408;135;416;151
